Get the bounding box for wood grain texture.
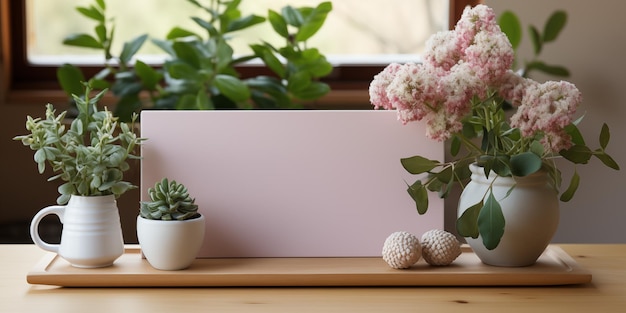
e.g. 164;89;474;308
26;245;590;287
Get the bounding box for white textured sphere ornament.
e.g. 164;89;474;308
420;229;462;266
382;231;422;269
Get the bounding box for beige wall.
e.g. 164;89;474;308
485;0;626;242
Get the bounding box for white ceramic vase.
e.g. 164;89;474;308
30;195;124;268
458;164;560;267
136;214;206;270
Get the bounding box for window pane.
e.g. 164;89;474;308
27;0;448;65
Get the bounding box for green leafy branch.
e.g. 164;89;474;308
498;10;570;78
57;0;333;122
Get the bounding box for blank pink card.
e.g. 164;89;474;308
140;110;443;257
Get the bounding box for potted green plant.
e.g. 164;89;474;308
369;4;619;266
14;84;144;268
57;0;333;121
137;178;205;270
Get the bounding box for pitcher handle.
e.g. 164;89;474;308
29;205;65;253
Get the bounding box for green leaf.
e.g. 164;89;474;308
450;136;461;157
195;89;214;110
281;6;304;27
268;10;289;38
478;192;505;250
559;169;579;202
599;123;610;150
214;39;234;72
560;145;593;164
63;34;103;49
134;60;162;90
214;74;251;102
95;0;106;10
595;152;620;170
167;26;201;40
57;64;86;97
457;201;482;238
251;44;286;78
290;81;329;100
510;152;542;176
113;94;141;122
152;39;175;56
172;41;201;69
525;61;570;77
528;25;542;55
530;140;544;156
400;156;438;174
95;24;107;43
165;60;199;80
543;11;567;42
564;122;586;146
406;180;428;215
498;11;522;50
119;34;148;65
227;15;266;33
76;6;104;22
295;2;332;42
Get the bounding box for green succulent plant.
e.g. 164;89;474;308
13;83;143;204
140;178;200;221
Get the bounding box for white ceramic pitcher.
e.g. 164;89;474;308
30;194;124;268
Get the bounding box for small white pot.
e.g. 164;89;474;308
136;214;205;270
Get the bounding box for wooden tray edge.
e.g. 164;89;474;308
26;245;593;287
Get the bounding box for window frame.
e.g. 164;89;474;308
1;0;481;106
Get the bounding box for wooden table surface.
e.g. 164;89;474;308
2;244;625;313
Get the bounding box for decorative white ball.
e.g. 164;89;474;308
420;229;462;266
382;231;421;269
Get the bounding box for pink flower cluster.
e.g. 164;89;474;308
369;5;582;153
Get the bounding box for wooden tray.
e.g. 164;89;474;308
26;245;591;287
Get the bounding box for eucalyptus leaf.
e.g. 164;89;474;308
560;145;592;164
457;201;482;238
543;10;567;42
528;25;542;55
564;122;586;146
595;152;620;170
478;192;505;250
498;11;522;50
400;156;439;174
510;152;542;176
406;180;429;215
525;61;570;77
559;169;579;202
450;136;461;157
599;123;610;150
